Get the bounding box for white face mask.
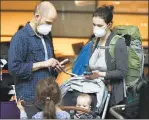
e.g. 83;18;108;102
37;24;52;35
93;26;106;38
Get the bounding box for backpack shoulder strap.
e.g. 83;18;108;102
90;37;100;55
109;35;125;60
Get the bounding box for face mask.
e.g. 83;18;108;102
37;24;52;35
93;26;106;38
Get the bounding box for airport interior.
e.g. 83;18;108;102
0;0;149;119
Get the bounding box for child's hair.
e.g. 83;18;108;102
36;77;61;119
77;94;92;105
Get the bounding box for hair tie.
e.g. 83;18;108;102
46;97;50;100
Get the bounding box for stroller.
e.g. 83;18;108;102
60;76;111;119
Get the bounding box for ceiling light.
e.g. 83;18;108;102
114;1;120;5
75;1;94;6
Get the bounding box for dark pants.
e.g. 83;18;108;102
138;81;149;118
24;101;41;119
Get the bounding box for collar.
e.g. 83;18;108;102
25;22;36;37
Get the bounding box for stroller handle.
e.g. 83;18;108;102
109;104;125;119
59;106;89;113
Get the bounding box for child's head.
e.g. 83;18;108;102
76;94;92;111
36;77;61;119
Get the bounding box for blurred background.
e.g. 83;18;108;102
0;0;148;85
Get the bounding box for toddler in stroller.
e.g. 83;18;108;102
73;94;95;119
60;76;111;119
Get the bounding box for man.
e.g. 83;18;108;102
8;1;63;102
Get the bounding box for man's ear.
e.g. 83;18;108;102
35;14;40;20
34;11;41;22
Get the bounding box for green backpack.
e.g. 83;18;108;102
109;25;144;88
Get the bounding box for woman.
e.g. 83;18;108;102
84;5;128;106
17;77;70;119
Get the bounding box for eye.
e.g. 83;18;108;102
83;105;86;107
97;25;103;27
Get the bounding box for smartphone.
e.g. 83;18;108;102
83;71;93;75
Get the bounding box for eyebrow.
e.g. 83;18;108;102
93;23;103;27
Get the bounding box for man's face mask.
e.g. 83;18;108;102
36;15;52;35
93;26;107;38
37;24;52;35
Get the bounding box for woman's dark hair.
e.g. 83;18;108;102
36;77;61;119
93;5;114;24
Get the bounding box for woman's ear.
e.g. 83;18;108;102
108;22;112;28
109;22;113;29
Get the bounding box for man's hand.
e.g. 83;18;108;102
44;58;65;72
33;58;63;72
54;58;70;73
43;58;60;68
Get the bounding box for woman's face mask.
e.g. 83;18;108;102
37;24;52;35
93;26;107;38
92;17;111;38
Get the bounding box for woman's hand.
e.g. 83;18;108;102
84;71;106;80
84;71;99;80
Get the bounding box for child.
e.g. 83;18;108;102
17;77;70;119
74;94;95;119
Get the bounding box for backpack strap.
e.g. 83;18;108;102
140;47;145;79
109;35;127;98
91;37;99;53
109;35;125;61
